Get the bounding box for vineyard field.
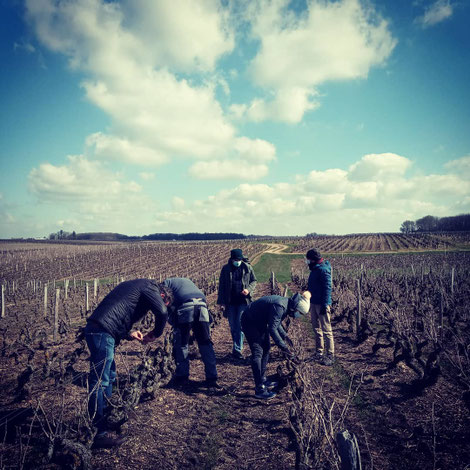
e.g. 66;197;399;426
0;239;469;469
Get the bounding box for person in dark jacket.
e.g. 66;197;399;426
84;279;173;448
241;291;311;399
306;248;335;366
162;277;219;388
217;248;257;360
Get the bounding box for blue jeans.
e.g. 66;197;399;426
227;304;247;354
173;321;217;380
84;323;116;434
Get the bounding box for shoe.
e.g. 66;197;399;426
322;355;335;366
204;378;223;390
92;433;125;449
232;351;244;360
255;386;277;400
171;376;189;386
263;379;278;390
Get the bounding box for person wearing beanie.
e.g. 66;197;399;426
305;248;335;366
241;291;311;399
217;248;257;360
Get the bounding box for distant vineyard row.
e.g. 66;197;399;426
280;231;470;253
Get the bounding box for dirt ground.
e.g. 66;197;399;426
1;277;469;469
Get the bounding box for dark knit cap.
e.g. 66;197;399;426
230;249;244;260
306;248;321;261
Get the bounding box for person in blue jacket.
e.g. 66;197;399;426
161;277;220;389
306;248;335;366
84;279;173;448
241;291;311;399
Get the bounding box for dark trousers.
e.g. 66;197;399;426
241;320;270;389
173;320;217;380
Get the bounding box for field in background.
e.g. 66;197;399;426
0;237;469;469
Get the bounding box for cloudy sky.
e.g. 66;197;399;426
1;0;469;238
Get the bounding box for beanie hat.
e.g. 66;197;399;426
230;249;244;260
290;293;310;317
306;248;321;262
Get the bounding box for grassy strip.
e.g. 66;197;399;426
252;253;302;283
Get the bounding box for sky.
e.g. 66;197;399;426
1;0;469;238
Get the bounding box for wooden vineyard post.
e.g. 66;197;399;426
439;292;444;342
44;284;48;318
337;430;362;470
64;279;69;299
85;283;89;313
356;279;361;340
271;271;275;291
451;267;455;295
53;288;60;342
94;278;98;299
1;285;5;318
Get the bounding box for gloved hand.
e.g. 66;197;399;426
320;305;328;316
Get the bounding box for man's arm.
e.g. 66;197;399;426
268;305;289;351
142;284;169;342
319;268;332;306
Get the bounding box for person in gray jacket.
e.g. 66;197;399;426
162;277;220;388
241;291;311;399
217;248;257;360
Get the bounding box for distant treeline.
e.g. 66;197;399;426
400;214;470;233
48;230;247;241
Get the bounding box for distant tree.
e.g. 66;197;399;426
416;215;439;232
400;220;416;233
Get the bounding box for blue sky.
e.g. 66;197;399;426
1;0;469;238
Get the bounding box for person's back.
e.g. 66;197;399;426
89;279;166;342
163;277;205;307
243;295;289;329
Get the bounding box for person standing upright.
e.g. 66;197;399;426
306;248;335;366
217;248;257;360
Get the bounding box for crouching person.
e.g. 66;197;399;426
162;277;220;389
241;291;311;400
84;279;173;448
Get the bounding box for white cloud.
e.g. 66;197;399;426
28;155;142;201
189;160;270;180
139;172;156;181
86;132;168;166
444;155;470;178
348;153;411;182
245;87;320;123
122;0;235;72
237;0;396;122
416;0;453;28
25;0;274;179
171;196;185;210
26;155;161;235
150;152;470;234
